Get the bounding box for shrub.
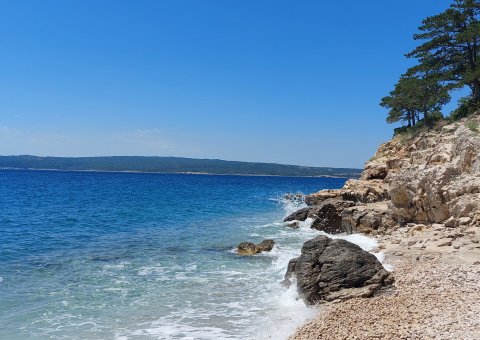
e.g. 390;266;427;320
467;121;479;132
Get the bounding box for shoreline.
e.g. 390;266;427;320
285;117;480;339
0;167;356;179
291;233;480;339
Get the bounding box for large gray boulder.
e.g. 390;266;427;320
286;235;393;304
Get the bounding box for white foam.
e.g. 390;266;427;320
252;281;315;340
125;194;392;340
281;195;307;217
128;319;235;339
329;233;378;252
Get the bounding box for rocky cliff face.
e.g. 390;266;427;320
303;116;480;234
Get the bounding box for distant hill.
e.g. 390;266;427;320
0;155;362;178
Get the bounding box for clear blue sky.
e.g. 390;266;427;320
0;0;460;168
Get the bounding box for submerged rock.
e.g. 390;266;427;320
256;239;275;252
237;242;258;255
288;235;393;304
237;239;276;255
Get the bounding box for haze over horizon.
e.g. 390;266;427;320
0;0;457;168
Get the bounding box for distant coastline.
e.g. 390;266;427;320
0;155;361;178
0;167;355;179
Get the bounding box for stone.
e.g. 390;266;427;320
285;221;301;229
341;202;395;234
237;239;276;255
284;207;310;222
305;190;342;206
308;198;355;234
256;239;275;252
237;242;258;255
436;239;453;247
282;258;298;287
288;235;394;304
445;217;456;228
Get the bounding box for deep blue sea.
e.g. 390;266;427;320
0;170;377;339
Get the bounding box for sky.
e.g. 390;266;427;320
0;0;462;168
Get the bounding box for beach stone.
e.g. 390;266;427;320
290;235;393;304
256;239;275;252
237;242;258;255
284;207;310;222
237;239;276;255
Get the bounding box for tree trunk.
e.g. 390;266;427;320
471;80;480;103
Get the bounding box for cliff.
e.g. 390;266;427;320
303;115;480;236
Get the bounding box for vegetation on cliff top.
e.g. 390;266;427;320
381;0;480;132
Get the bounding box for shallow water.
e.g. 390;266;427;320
0;170;378;339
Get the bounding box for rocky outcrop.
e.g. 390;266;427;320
290;116;480;235
305;179;389;206
283;198;357;234
387;121;480;226
286;236;393;304
237;239;276;255
341;202;396;235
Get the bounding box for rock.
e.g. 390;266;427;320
285;221;301;229
256;239;275;252
308;198;355;234
305;190;342;206
341;202;395;234
432;223;445;231
237;242;258;255
237;239;276;255
445;217;456;228
437;239;453;247
288;235;394;304
342;179;390;203
282;258;298;287
284;207;310;222
388;119;480;225
459;217;471;225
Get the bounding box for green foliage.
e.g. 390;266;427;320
406;0;480;101
467;120;479;131
381;71;450;127
450;96;480;120
381;0;480;131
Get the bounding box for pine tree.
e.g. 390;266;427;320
381;71;450;127
407;0;480;101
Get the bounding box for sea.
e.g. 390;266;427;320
0;170;381;339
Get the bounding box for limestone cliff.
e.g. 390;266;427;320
302;115;480;234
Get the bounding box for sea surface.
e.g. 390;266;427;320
0;170;379;339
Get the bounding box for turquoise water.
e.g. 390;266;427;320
0;170;349;339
